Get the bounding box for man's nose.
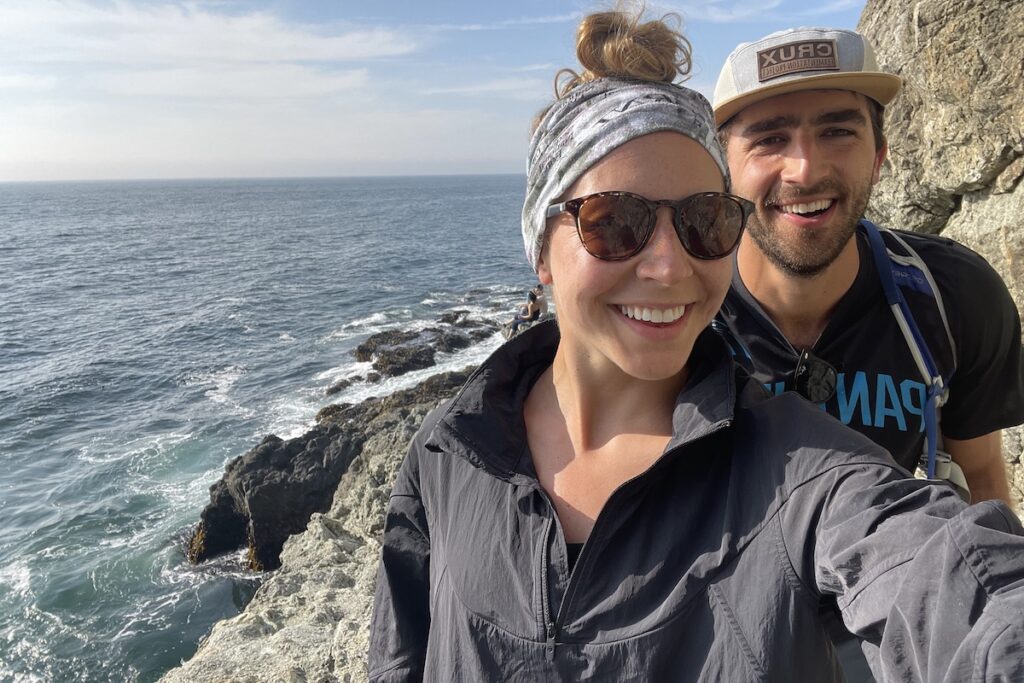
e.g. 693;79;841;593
780;132;822;187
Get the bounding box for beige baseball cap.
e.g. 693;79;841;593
713;27;902;126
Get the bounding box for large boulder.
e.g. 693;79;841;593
187;425;362;571
859;0;1024;509
165;369;473;681
351;318;499;379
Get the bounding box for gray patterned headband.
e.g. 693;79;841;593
522;77;729;269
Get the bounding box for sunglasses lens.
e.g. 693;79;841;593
678;195;745;259
794;351;837;403
577;194;652;260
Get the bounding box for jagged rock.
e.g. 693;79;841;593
353;317;498;380
469;324;500;342
371;343;436;377
315;402;352;424
164;368;473;682
325;378;353;396
428;328;472;353
437;309;470;325
353;330;418;362
187;426;362;571
860;0;1024;508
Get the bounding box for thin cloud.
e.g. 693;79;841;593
0;1;418;64
91;66;369;99
507;63;560;73
0;74;58;91
425;13;580;32
419;77;548;101
659;1;786;23
792;0;863;16
662;0;861;23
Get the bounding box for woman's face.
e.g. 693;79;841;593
538;131;731;382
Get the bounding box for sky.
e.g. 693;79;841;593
0;0;865;181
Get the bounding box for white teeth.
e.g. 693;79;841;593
617;304;687;324
781;199;832;215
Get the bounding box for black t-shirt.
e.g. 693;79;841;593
719;229;1024;471
526;291;541;321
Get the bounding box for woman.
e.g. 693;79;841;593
369;10;1024;682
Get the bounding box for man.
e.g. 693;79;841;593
712;27;1024;504
508;284;547;336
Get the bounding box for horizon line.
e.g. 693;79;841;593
0;171;528;185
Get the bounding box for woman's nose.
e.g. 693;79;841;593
634;207;693;282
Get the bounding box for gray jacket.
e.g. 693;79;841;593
369;321;1024;681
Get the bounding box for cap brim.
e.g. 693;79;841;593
714;72;902;126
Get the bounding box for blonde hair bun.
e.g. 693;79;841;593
558;10;692;96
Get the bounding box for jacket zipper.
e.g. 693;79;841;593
534;486;560;657
532;419;733;641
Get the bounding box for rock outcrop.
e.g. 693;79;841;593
859;0;1024;506
353;313;498;378
163;368;473;682
184;313;500;573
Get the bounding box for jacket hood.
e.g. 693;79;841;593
427;319;742;483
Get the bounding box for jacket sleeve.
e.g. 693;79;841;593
367;431;432;682
782;462;1024;681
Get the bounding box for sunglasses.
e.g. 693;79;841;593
792;349;837;404
546;191;755;261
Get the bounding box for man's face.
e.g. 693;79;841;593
724;89;886;278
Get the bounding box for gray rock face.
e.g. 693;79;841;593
859;0;1024;507
162;370;472;682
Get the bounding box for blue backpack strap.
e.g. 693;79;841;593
859;219;951;478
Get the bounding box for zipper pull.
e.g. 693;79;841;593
546;622;557;661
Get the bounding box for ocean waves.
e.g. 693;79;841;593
0;175;534;681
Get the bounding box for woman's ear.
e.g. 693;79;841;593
536;241;554;285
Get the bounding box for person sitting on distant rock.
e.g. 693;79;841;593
369;8;1024;682
508;284;547;335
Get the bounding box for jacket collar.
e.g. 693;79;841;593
428;319;739;483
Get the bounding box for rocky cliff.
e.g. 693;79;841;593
161;369;473;682
859;0;1024;505
162;2;1024;680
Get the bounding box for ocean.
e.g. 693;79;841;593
0;175;535;682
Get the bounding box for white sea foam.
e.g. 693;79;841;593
0;559;32;599
200;366;245;405
313;360;374;383
179;365;256;419
0;662;45;683
161;547;260;585
322;311;399;342
77;430;195;466
334;330;506;405
260;393;319;441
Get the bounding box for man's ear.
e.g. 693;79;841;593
871;139;888;185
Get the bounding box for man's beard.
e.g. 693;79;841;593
745;177;872;278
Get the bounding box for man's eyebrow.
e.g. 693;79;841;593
811;109;867;126
738;109;868;136
739;115;799;136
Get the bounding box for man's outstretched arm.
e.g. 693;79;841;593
945;431;1012;505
